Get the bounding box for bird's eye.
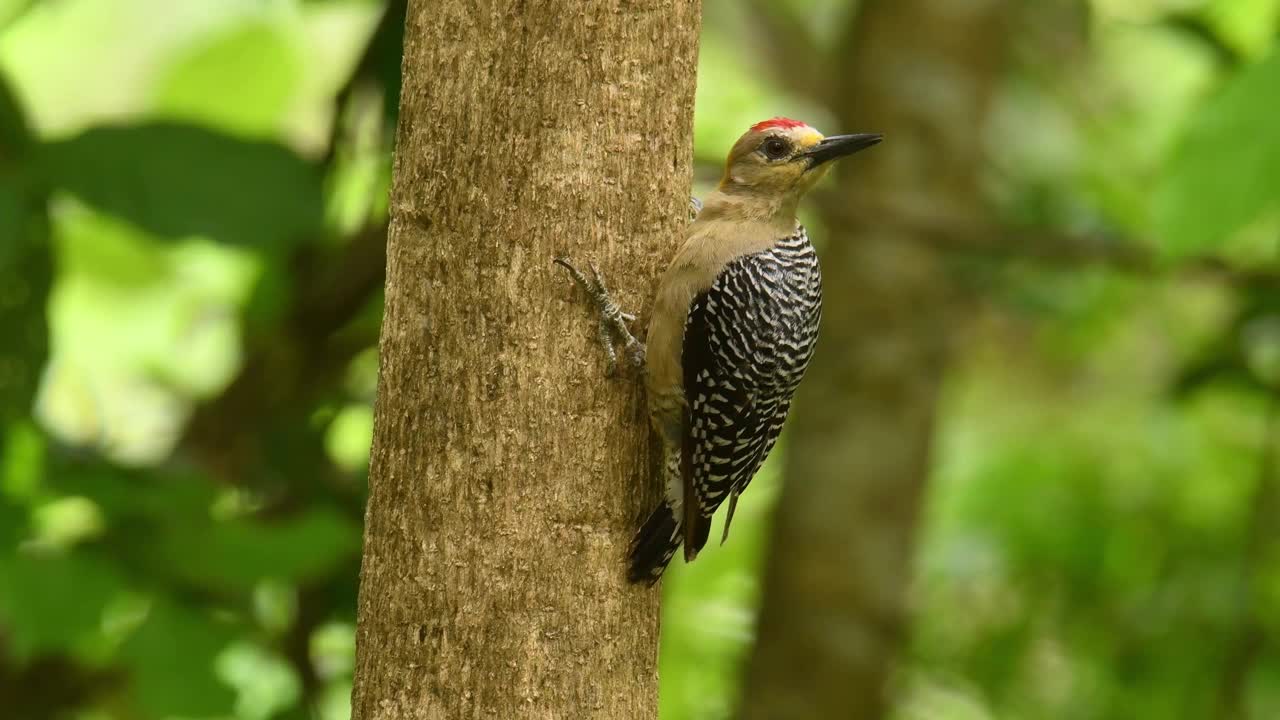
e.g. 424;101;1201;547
762;137;790;160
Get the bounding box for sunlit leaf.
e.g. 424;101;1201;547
1204;0;1280;60
31;495;104;547
325;403;373;473
310;621;356;680
215;641;302;720
153;22;300;138
1154;49;1280;257
317;678;354;720
252;579;298;636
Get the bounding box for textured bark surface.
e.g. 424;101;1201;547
349;2;700;719
739;1;1013;718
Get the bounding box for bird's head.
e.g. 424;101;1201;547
719;118;882;199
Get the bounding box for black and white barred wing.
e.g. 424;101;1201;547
679;249;805;559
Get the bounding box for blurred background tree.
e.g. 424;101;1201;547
2;1;1280;719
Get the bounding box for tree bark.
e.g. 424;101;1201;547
739;1;1013;718
349;2;700;719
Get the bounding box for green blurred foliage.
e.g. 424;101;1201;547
0;1;384;718
1;1;1279;719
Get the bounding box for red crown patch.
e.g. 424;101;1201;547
749;117;807;132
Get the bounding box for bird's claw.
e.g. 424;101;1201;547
555;256;645;377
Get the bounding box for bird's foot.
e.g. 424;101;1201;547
554;257;646;377
689;195;702;220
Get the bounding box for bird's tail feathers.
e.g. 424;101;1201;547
627;501;681;585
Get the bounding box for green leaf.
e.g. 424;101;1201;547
0;70;30;159
120;598;236;717
155;505;360;591
0;426;34;548
1154;49;1280;257
0;0;38;31
0;497;24;551
0;173;50;426
356;0;406;129
33;122;324;248
1;420;43;503
44;458;216;526
0;549;122;659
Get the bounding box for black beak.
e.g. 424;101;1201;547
803;133;883;168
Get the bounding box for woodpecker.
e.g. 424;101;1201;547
557;118;882;584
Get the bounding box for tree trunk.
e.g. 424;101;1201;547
739;1;1012;718
349;2;700;719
